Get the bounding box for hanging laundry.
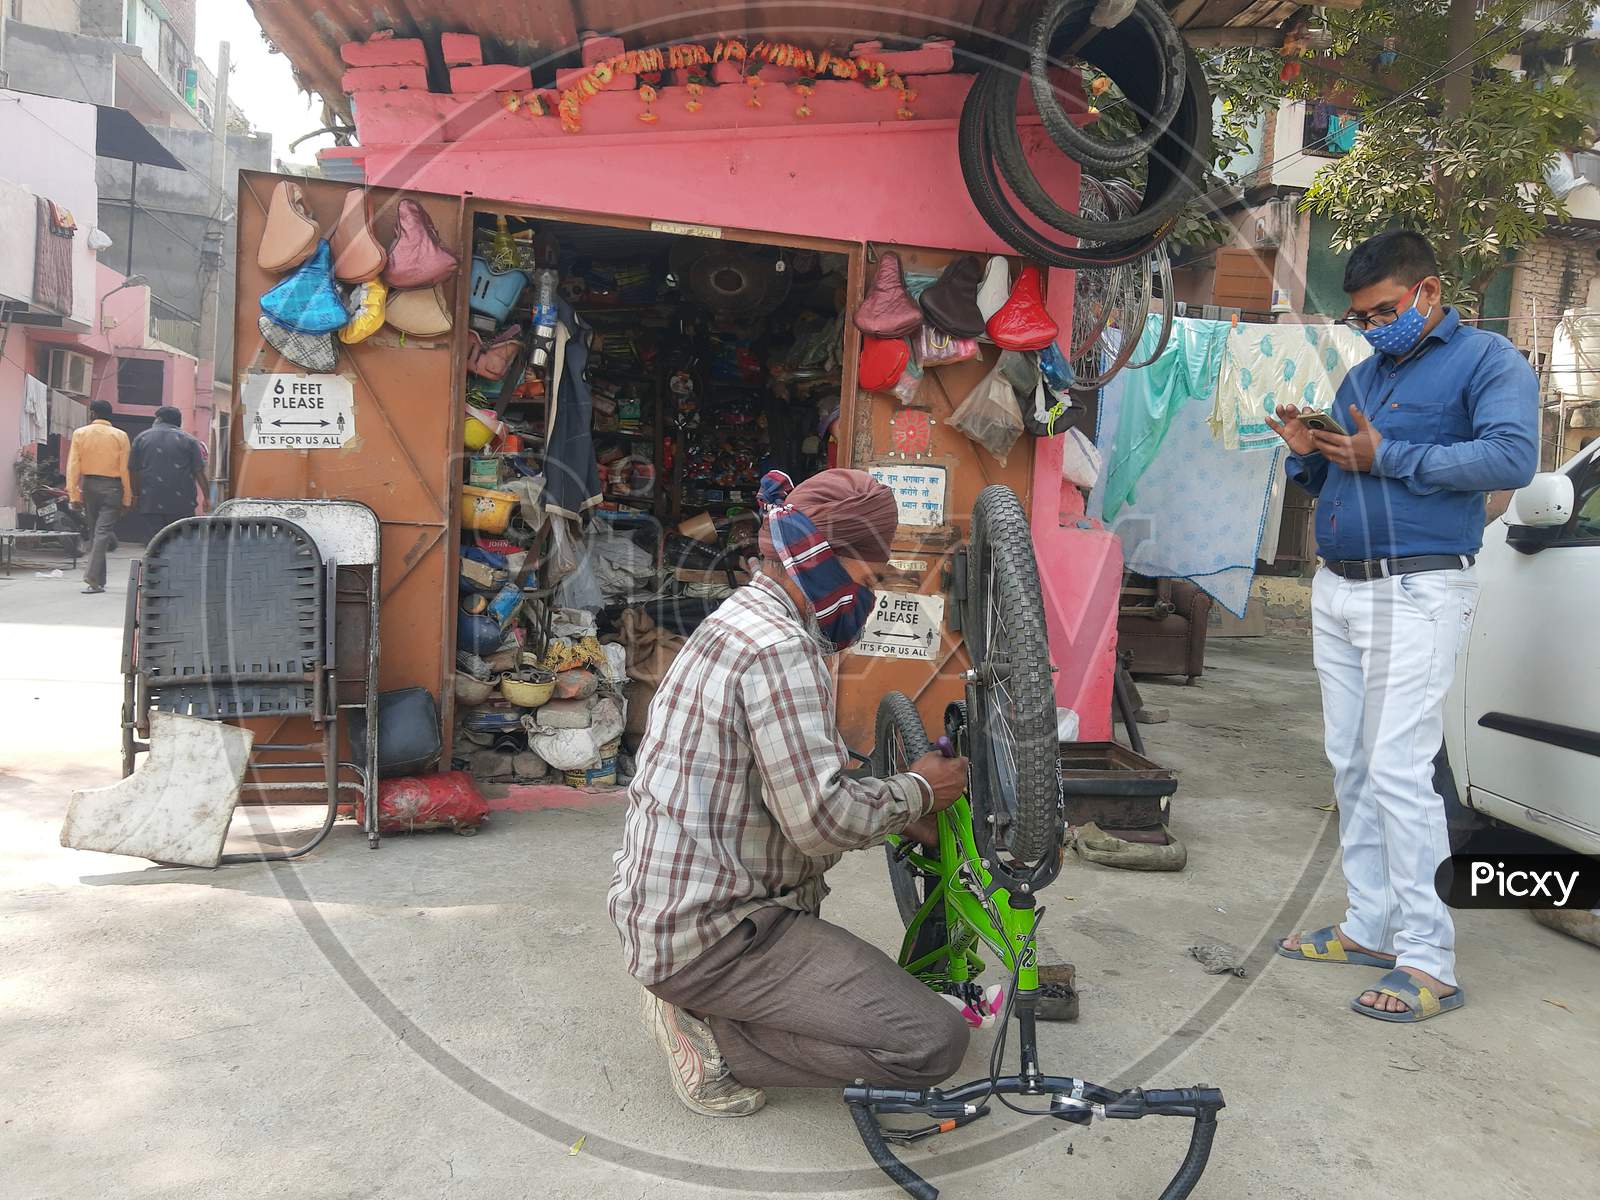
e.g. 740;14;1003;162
1326;113;1359;154
1090;359;1285;618
1209;322;1369;452
1099;314;1230;522
20;374;48;446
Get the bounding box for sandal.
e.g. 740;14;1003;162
1275;925;1396;968
1351;968;1465;1023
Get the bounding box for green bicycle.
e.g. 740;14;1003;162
848;485;1225;1200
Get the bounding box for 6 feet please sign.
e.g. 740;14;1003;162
241;373;355;449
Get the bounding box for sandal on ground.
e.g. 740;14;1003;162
1275;925;1395;968
1351;968;1465;1023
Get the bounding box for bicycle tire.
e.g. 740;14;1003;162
1123;248;1176;371
957;66;1172;269
964;485;1060;865
873;691;933;927
1030;0;1186;174
983;40;1210;245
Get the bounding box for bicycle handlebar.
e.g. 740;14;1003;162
1158;1110;1218;1200
848;1103;939;1200
847;1083;1224;1200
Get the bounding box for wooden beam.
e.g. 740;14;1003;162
1183;25;1285;47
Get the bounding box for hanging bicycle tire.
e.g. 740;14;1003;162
964;485;1060;866
957;62;1173;270
1029;0;1187;174
874;692;947;963
979;40;1211;247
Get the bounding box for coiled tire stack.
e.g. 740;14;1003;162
960;0;1211;266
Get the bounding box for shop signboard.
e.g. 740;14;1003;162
852;591;946;660
240;373;355;449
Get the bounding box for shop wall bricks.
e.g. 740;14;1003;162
451;65;535;94
555;65;638;92
440;32;485;67
848;38;957;75
582;34;626;66
340;36;428;67
342;65;430;93
1509;235;1600;361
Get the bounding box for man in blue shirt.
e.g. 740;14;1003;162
1266;231;1537;1023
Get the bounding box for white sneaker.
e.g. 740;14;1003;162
641;990;766;1117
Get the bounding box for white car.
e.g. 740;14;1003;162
1440;439;1600;855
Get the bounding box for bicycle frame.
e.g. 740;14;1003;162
889;797;1040;996
864;704;1224;1200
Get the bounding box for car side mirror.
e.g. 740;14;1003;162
1505;472;1575;553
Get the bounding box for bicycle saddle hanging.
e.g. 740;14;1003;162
920;255;987;338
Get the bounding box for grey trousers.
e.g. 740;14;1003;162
647;906;970;1089
81;476;123;588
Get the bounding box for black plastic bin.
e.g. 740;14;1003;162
1058;742;1178;831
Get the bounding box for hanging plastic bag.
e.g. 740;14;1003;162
891;355;925;406
1019;377;1072;438
951;360;1025;464
546;516;582;585
555;528;604;611
916;324;979;367
1060;427;1103;488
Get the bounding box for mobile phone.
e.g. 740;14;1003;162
1300;411;1347;435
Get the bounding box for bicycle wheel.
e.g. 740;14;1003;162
874;692;934;928
1123;247;1176;372
964;485;1060;865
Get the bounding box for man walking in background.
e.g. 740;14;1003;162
1267;231;1537;1022
65;399;131;596
129;406;207;541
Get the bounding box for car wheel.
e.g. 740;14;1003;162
1433;746;1481;853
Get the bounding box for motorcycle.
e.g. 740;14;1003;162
30;484;93;557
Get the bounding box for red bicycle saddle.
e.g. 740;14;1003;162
986;266;1058;351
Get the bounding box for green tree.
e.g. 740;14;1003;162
1292;0;1595;313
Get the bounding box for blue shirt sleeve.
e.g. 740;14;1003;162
1286;451;1329;495
1371;343;1539;495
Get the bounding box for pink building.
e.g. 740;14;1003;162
247;17;1124;737
0;87;204;517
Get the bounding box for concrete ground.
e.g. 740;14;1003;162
3;553;1597;1200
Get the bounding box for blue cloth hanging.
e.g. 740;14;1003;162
1099;315;1230;523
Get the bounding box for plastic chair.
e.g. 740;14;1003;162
213;499;383;849
121;515;339;862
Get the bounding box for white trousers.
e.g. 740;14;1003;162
1311;566;1478;985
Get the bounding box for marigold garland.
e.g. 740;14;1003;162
556;37;918;131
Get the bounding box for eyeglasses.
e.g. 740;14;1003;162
1343;282;1423;332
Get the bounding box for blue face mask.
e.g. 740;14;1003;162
1363;286;1433;357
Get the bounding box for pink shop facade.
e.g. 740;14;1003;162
313;41;1120;739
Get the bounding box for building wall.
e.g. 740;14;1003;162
1508;234;1600;362
164;0;194;49
11;0;80;33
1;19;117;103
78;0;124;39
97;126;273;384
0;88;103;330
